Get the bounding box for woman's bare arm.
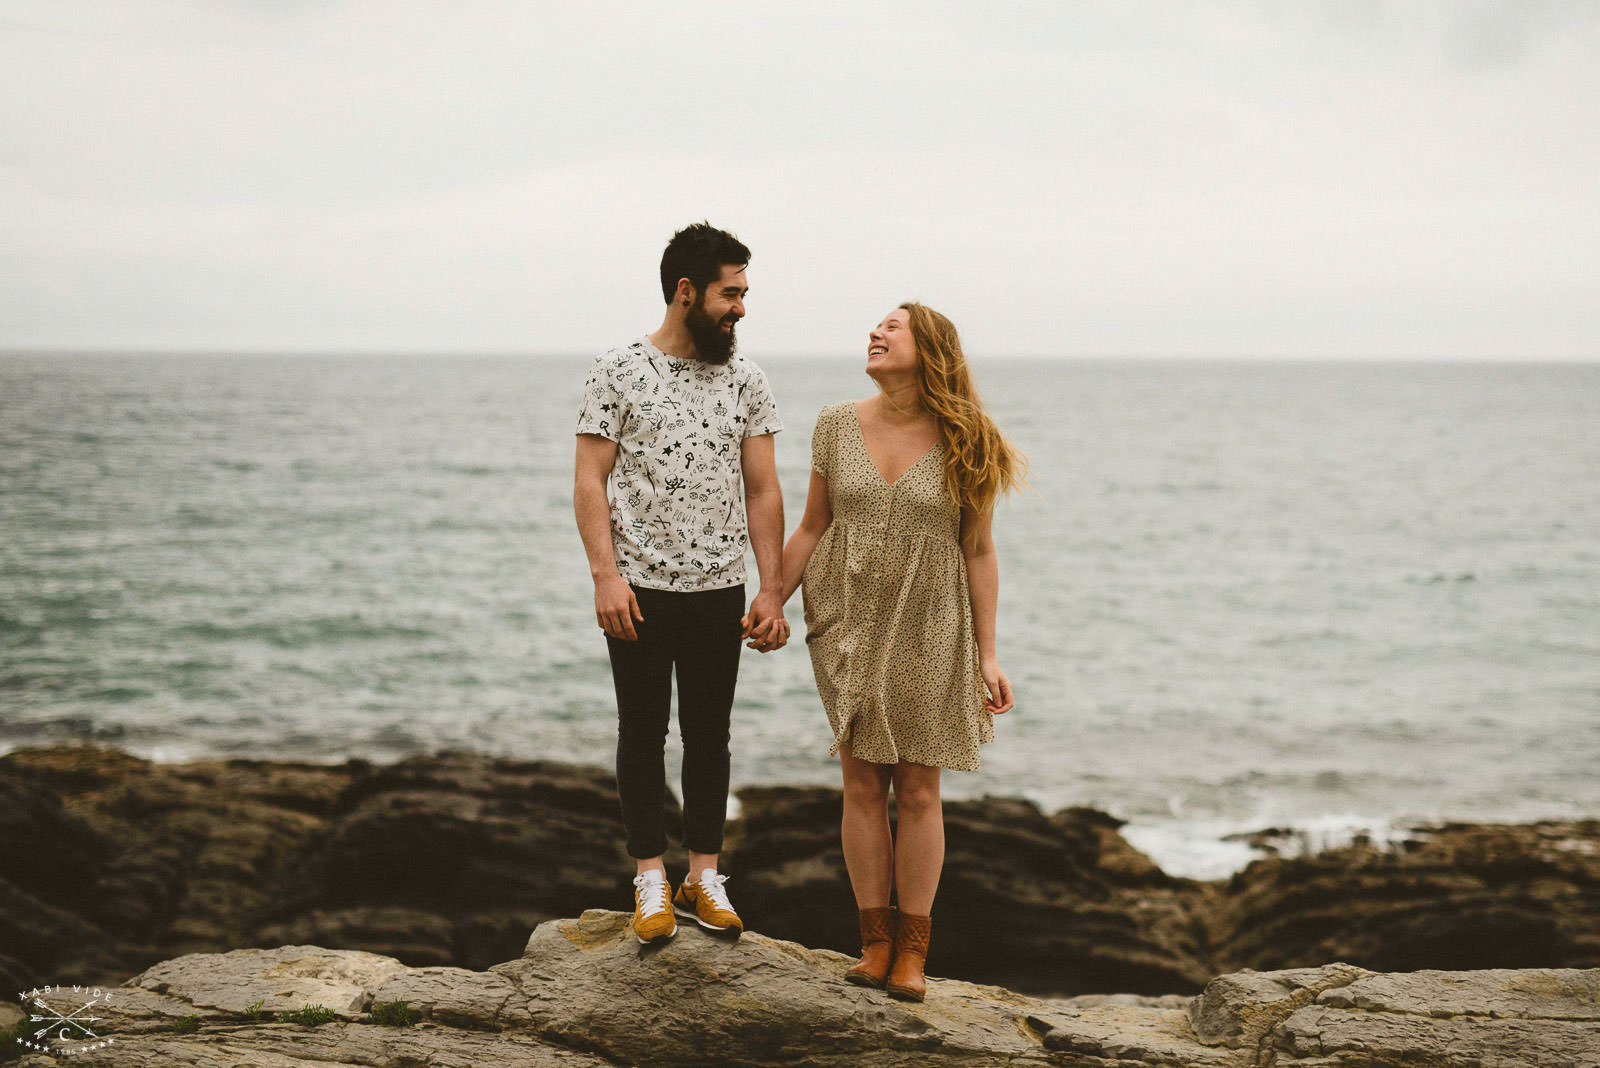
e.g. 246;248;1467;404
779;469;833;605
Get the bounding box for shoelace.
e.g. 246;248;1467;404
696;871;734;912
633;873;670;919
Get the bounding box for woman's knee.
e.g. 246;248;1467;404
892;767;942;818
844;780;891;815
841;761;892;811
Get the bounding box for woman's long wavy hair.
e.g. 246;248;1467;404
900;302;1026;520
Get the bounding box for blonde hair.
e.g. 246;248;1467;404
899;302;1026;517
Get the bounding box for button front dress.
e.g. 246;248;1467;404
802;402;993;770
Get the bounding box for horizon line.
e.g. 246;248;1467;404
3;347;1598;364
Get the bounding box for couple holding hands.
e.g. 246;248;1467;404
573;222;1023;1002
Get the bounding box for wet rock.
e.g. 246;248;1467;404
5;744;1600;1004
0;745;644;988
1212;820;1600;975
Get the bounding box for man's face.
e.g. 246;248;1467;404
684;263;748;365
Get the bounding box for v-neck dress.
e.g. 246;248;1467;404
801;402;992;770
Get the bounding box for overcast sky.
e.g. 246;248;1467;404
3;1;1597;359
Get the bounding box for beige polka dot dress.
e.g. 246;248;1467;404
802;402;993;770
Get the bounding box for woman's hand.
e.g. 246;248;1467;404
741;588;790;652
980;656;1014;714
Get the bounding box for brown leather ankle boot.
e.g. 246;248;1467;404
843;906;897;988
885;912;931;1001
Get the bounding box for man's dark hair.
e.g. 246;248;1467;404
659;222;750;304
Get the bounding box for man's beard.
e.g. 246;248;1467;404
686;298;737;365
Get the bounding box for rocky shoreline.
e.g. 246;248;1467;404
8;915;1600;1067
3;744;1598;1003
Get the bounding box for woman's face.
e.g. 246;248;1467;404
867;309;917;376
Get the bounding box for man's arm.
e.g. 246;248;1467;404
739;433;788;652
574;433;642;641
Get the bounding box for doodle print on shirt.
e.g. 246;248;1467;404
576;337;783;592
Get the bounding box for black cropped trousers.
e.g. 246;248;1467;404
605;582;744;859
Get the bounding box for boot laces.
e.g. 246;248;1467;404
633;872;670;919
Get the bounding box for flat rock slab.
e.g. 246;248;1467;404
15;1026;609;1068
134;944;409;1015
1275;1005;1600;1068
503;909;1066;1065
1274;967;1600;1068
14;915;1600;1067
1317;967;1600;1019
1191;963;1600;1068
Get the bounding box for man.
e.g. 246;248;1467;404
574;222;788;944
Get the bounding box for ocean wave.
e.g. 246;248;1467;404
365;723;425;750
174;506;240;529
0;614;43;646
0;715;132;743
1258;628;1358;647
428;462;500;477
172;616;437;648
87;685;153;703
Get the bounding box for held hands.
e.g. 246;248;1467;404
740;588;790;653
595;575;788;650
594;574;643;641
981;655;1014;714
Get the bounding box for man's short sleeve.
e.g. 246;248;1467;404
741;364;784;439
576;356;624;441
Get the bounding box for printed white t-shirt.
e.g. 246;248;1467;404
576;337;783;592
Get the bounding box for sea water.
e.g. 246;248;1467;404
3;352;1597;878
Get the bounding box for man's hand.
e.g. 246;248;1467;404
595;574;643;641
740;588;789;652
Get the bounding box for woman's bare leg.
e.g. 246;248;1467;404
839;745;894;908
889;761;944;915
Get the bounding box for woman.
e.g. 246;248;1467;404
779;302;1022;1001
